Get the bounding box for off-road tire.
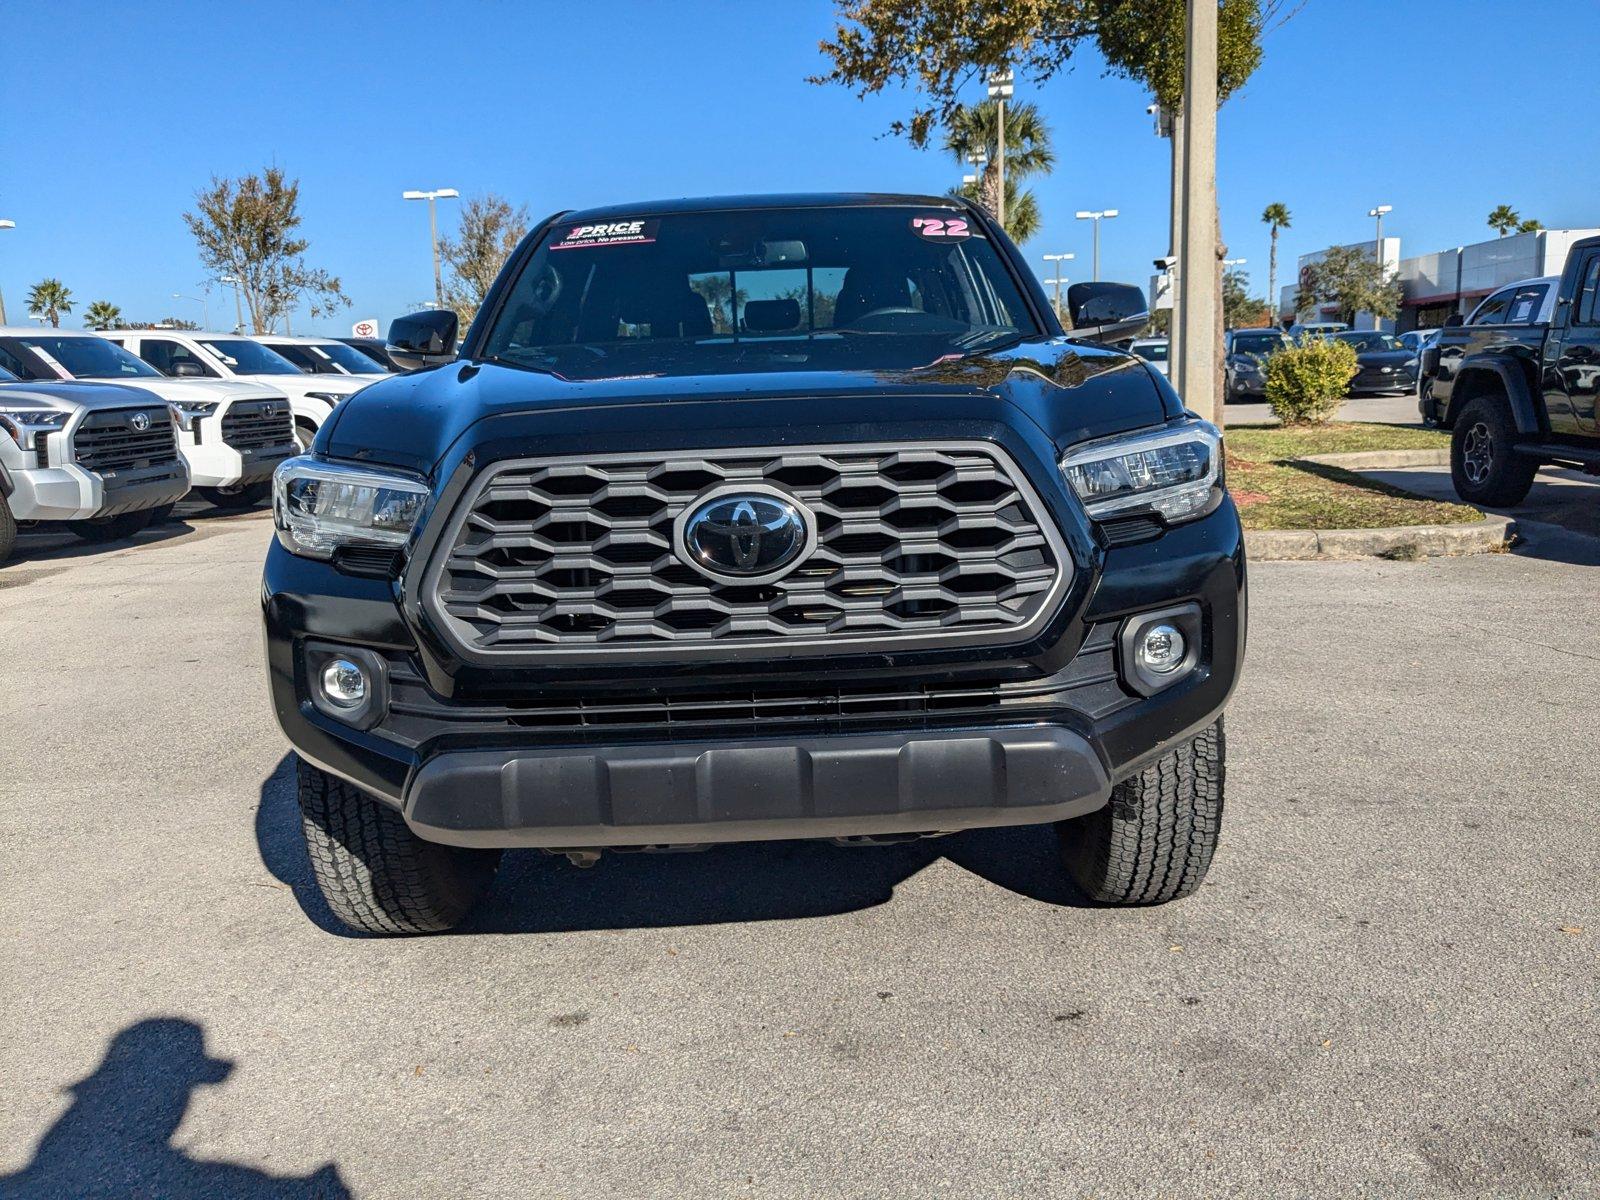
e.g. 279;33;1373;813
296;756;501;935
199;482;271;509
1058;719;1224;905
1451;395;1537;507
70;508;153;543
294;420;316;453
0;494;16;564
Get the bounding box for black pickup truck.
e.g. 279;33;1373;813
1422;235;1600;505
263;193;1244;934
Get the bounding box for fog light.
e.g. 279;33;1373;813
1137;624;1186;674
320;659;368;708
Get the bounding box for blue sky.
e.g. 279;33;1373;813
2;0;1596;334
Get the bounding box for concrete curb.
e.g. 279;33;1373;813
1299;448;1448;470
1246;515;1515;561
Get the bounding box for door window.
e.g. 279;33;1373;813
1469;288;1515;325
138;338;219;377
1574;256;1600;326
1502;283;1549;325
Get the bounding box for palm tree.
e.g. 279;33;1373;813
1261;203;1291;325
950;176;1041;244
27;279;73;328
1516;217;1541;234
943;100;1055;239
84;300;122;330
1487;205;1521;237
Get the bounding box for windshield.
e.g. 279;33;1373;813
1333;332;1402;352
305;341;388;374
1231;332;1289;355
196;338;302;375
480;206;1040;379
19;335;161;379
1131;341;1168;363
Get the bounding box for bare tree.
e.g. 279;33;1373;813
183;167;349;333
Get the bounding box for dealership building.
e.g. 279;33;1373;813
1278;227;1600;332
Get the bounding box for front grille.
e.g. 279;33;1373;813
222;400;295;450
425;442;1071;659
72;406;179;473
378;622;1130;746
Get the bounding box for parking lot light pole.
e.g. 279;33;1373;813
219;275;245;333
1075;210;1119;281
403;188;460;309
173;291;210;329
1042;253;1074;322
1176;0;1219;421
1368;204;1392;269
0;218;13;324
986;70;1013;229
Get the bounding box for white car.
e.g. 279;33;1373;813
1128;337;1170;377
253;334;392;379
0;328;294;507
99;330;371;451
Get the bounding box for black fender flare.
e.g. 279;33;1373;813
1445;357;1543;436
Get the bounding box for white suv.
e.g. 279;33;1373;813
100;330;371;451
254;334;392;380
0;328;294;508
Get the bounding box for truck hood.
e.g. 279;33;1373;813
0;378;172;413
99;377;286;405
232;372;369;399
324;337;1177;475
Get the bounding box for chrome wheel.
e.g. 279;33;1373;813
1461;422;1494;485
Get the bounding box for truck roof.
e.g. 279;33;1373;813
558;192;969;224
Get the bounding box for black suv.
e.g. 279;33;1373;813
264;194;1245;934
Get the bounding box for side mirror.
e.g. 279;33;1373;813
1066;281;1150;343
1444;313;1464;328
388;309;459;372
171;360;205;378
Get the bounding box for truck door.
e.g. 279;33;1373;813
1545;252;1600;435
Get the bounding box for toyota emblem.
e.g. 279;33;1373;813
674;487;815;585
130;411;151;431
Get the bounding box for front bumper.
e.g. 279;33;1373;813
180;416;295;489
4;459;189;522
264;497;1246;849
1351;367;1416;393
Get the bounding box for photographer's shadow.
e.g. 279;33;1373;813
256;755;1091;937
1;1018;348;1199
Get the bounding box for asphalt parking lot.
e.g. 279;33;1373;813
2;511;1597;1198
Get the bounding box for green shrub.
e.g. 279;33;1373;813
1263;335;1358;425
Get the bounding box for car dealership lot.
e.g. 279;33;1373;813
2;517;1597;1198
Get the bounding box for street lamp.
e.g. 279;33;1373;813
1222;257;1247;268
1075;209;1120;281
403;188;460;308
173;291;210;329
1368;204;1392;268
963;150;987;189
0;218;13;325
1042;252;1075;321
986;69;1013;229
219;275;245;333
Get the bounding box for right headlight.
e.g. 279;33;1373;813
272;456;430;559
1060;421;1222;524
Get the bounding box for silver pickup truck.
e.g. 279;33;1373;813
0;367;191;564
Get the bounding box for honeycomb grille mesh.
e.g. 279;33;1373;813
428;444;1067;654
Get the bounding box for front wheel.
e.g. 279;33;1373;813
0;494;16;564
296;757;501;935
198;482;270;509
1058;720;1224;905
1450;396;1537;507
70;508;153;544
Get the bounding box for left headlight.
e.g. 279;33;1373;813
0;408;70;449
167;399;218;432
272;457;430;559
1060;421;1222;524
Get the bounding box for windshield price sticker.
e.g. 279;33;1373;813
551;219;660;250
910;215;972;242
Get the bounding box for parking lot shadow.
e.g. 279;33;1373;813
0;1017;349;1199
256;754;1091;937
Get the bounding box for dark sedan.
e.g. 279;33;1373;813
1331;331;1418;395
1224;329;1290;402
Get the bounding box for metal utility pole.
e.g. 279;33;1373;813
0;218;13;325
1042;253;1075;323
1368;204;1392;270
1075;210;1119;281
403;188;460;308
986;70;1013;230
220;275;245;333
1176;0;1219;421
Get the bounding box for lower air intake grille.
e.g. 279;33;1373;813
424;442;1071;659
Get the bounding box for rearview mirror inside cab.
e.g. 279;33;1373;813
1066;281;1150;344
388;309;459;372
